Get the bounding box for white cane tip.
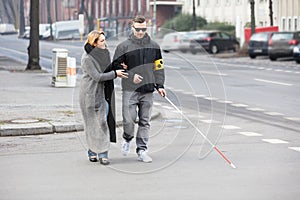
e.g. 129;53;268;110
230;163;237;169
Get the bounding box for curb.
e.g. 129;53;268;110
0;111;161;137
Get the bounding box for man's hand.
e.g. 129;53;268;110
133;74;143;84
157;88;166;97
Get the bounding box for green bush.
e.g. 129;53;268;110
161;15;236;36
202;22;236;35
161;14;207;32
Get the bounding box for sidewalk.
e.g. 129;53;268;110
0;55;160;136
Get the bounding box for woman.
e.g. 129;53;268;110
79;30;128;165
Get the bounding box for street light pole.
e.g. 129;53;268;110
153;0;156;39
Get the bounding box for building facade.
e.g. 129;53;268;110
21;0;182;35
180;0;300;44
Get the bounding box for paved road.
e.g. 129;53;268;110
0;34;300;199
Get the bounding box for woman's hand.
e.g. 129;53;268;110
120;62;128;70
116;70;128;78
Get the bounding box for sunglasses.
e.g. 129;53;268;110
133;27;147;32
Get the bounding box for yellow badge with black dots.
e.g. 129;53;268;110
154;59;164;71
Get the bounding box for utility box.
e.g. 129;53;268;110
52;48;77;87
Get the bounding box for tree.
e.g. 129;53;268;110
250;0;256;35
47;0;53;40
192;0;196;31
162;14;207;32
269;0;273;26
80;0;95;33
26;0;41;70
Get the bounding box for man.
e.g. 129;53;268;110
113;15;166;163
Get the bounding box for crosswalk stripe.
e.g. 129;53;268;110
239;132;262;136
288;147;300;152
262;139;289;144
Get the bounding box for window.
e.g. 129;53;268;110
281;17;286;31
138;0;141;13
288;17;292;31
294;17;298;31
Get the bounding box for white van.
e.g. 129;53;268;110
22;24;50;39
0;24;17;35
42;20;81;40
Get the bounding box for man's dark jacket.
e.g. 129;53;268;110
113;33;165;93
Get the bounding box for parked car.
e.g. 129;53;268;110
22;24;50;39
293;44;300;64
268;31;300;61
42;20;81;40
161;31;198;53
189;30;240;54
0;24;17;35
248;32;274;59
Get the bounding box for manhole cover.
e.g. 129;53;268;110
10;119;40;124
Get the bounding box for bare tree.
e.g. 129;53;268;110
192;0;196;30
250;0;256;35
47;0;53;40
26;0;41;70
80;0;95;33
269;0;273;26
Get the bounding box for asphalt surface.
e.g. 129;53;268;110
1;36;300;199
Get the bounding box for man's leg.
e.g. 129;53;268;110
136;92;153;153
122;91;138;155
122;91;138;141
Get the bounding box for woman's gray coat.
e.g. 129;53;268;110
79;49;116;154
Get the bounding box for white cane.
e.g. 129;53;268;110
163;95;237;169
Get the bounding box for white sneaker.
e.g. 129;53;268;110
138;150;152;163
121;140;130;156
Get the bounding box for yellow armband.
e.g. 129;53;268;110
154;59;164;71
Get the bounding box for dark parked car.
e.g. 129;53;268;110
190;31;240;54
248;32;274;59
293;44;300;64
268;31;300;61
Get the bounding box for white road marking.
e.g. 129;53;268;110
288;147;300;152
194;94;206;98
153;102;161;106
254;78;293;86
217;100;233;104
165;65;181;69
262;139;289;144
239;132;262;136
204;97;218;101
172;89;184;92
221;125;241;130
284;117;300;122
231;103;249;108
197;71;227;76
264;112;284;116
200;119;220;124
246;107;265;111
183;91;194;95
